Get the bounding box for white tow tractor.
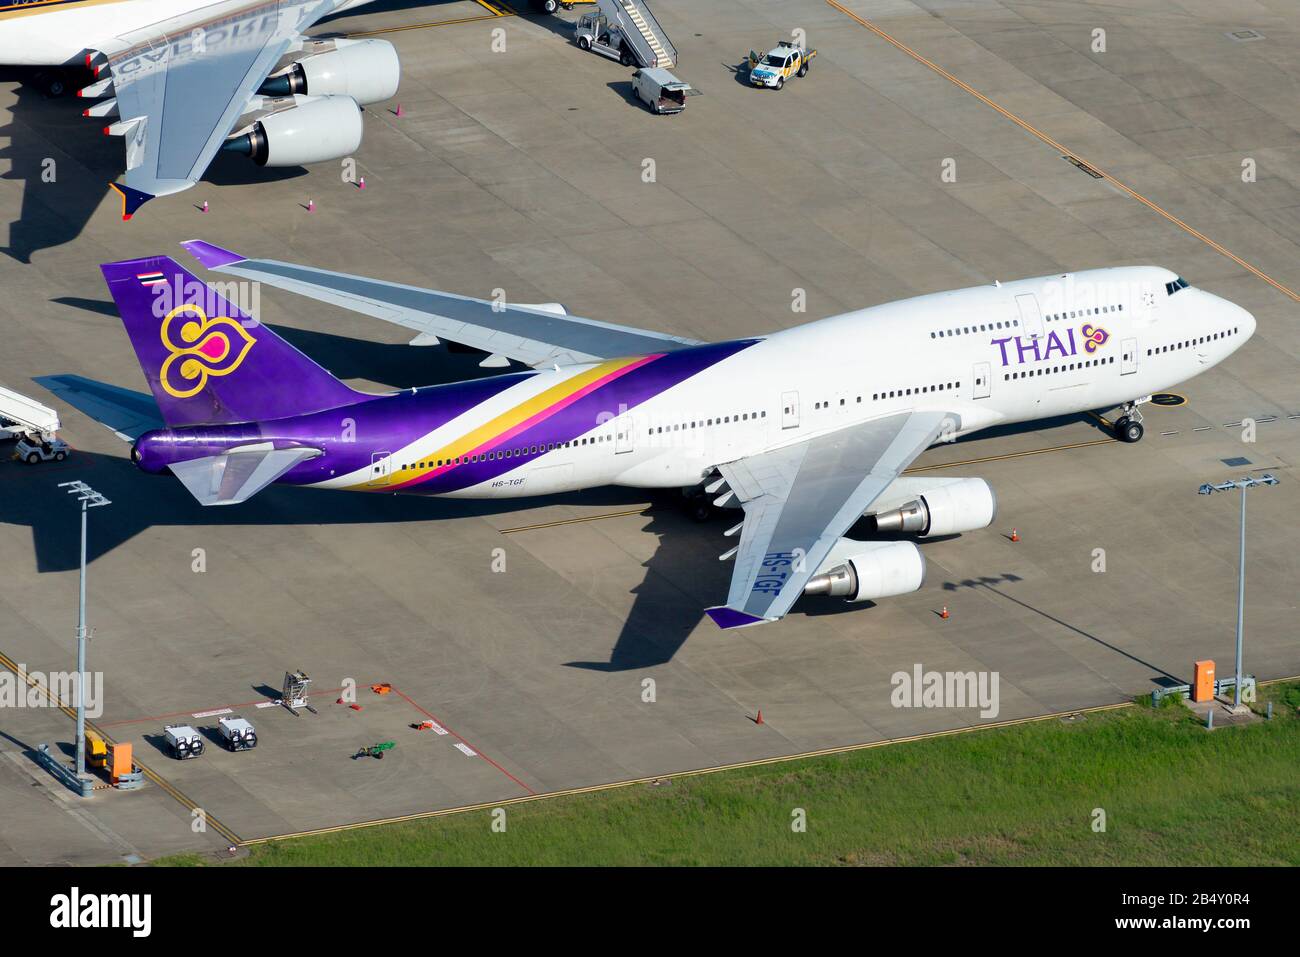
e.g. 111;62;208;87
163;724;205;760
14;435;69;464
217;716;258;752
746;39;815;90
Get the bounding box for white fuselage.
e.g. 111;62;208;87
0;0;369;65
313;266;1256;499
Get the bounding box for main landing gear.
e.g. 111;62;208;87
1113;403;1145;443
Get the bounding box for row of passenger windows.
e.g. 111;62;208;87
1004;357;1113;380
931;320;1018;339
650;411;766;435
1045;303;1123;322
810;383;964;408
1147;326;1239;357
402;433;614;470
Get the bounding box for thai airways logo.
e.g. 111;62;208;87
158;303;255;398
990;324;1111;367
1081;323;1109;353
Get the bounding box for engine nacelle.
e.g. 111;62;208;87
869;477;996;538
261;38;400;105
804;541;925;603
224;95;363;167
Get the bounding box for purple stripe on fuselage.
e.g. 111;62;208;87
134;371;533;478
396;339;758;495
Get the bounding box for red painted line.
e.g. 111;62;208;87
98;687;344;728
390;687;536;795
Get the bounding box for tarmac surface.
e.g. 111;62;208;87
0;0;1297;863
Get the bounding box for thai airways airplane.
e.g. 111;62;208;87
0;0;396;217
84;242;1255;628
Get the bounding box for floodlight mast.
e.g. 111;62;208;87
1196;474;1278;709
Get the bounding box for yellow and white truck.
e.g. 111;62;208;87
746;40;815;90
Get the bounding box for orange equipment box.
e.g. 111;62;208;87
1192;660;1216;703
111;742;133;780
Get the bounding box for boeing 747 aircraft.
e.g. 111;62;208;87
0;0;397;217
83;243;1254;627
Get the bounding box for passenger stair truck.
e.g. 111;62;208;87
576;0;677;69
0;384;60;441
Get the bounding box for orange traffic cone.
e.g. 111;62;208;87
755;709;764;725
940;605;950;620
394;103;404;117
1010;528;1020;542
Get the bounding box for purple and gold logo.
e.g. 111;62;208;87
159;304;255;398
990;324;1112;367
1080;323;1109;353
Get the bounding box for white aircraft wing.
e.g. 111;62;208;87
96;0;337;219
705;410;958;629
181;240;704;367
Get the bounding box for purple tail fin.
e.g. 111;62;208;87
101;256;363;427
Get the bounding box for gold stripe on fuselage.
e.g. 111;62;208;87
0;0;132;21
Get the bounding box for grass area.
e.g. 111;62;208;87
161;683;1300;866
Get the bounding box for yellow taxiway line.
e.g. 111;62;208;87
824;0;1300;303
0;650;243;847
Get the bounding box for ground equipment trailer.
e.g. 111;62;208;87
164;724;205;760
217;716;258;751
575;0;676;69
1;384;69;463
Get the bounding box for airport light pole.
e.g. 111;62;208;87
1197;473;1278;709
59;481;110;794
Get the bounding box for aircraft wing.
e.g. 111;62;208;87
705;410;958;629
181;240;703;367
96;0;337;219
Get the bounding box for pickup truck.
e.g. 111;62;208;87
747;40;815;90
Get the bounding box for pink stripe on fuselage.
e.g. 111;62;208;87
390;353;663;489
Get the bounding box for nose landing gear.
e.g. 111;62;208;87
1113;402;1145;443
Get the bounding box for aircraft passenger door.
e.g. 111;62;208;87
1015;293;1044;340
1120;338;1138;375
368;451;392;486
780;391;800;429
615;412;634;454
972;362;991;399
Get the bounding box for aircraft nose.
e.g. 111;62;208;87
1240;305;1257;340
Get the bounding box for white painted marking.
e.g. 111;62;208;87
454;742;477;757
192;707;233;719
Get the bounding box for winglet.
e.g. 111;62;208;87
109;182;154;221
704;607;771;630
181;239;246;269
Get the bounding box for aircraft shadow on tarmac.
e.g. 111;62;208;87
0;67;110;264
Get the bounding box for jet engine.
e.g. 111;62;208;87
223;95;363;167
803;541;925;603
868;477;997;538
259;38;400;105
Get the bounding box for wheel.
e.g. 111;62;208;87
34;70;68;98
1115;417;1144;443
54;451;66;462
797;61;809;77
578;36;591;51
620;49;634;67
686;495;714;523
539;0;558;12
775;76;785;90
25;452;39;465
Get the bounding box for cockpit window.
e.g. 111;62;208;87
1164;276;1190;296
